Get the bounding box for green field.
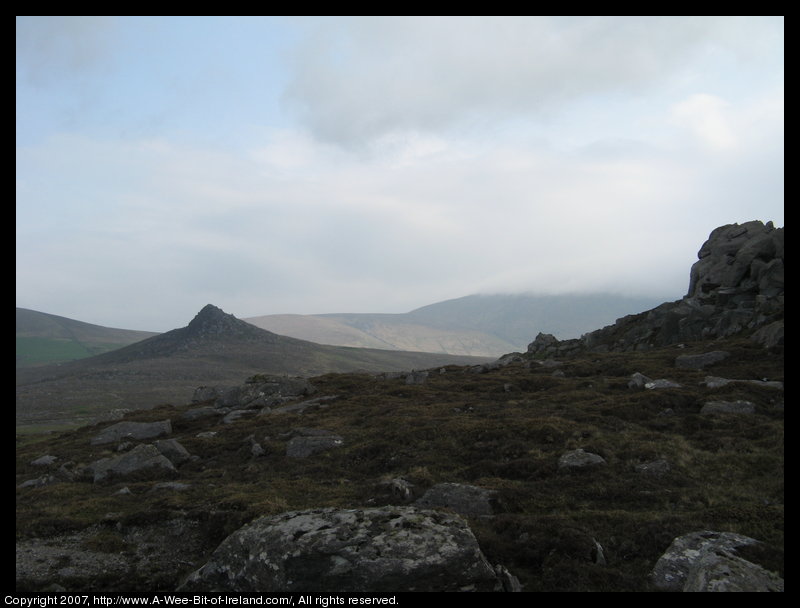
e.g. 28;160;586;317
16;337;128;367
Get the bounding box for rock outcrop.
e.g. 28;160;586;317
192;375;316;411
528;221;784;355
90;420;172;446
650;530;783;592
178;507;510;592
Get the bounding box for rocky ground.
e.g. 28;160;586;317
16;333;784;592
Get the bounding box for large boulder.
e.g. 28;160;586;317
192;376;316;410
88;444;176;483
178;507;506;592
558;449;607;470
90;420;172;446
650;530;783;592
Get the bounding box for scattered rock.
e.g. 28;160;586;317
702;376;783;390
628;372;652;389
181;407;222;421
644;379;682;390
286;430;344;459
675;351;730;369
154;439;192;466
377;478;416;503
90;420;172;446
30;455;57;466
651;530;783;592
700;400;756;415
177;506;507;592
88;444;176;483
751;320;784;348
222;409;258;425
405;370;429;385
18;475;57;489
414;483;499;517
193;376;316;410
495;564;522;591
150;482;191;492
558;449;607;470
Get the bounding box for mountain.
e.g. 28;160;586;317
16;308;159;368
15;221;784;592
15;304;490;432
245;293;665;357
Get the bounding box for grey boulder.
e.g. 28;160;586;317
88;444;176;483
178;507;505;592
90;420;172;446
651;530;783;592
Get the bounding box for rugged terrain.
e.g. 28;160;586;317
15;305;489;433
15;221;784;592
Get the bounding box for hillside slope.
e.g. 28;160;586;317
16;308;158;367
246;293;665;357
15;305;490;432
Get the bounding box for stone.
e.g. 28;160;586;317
222;409;258;424
18;475;57;489
558;449;607;470
154;439;192;466
644;379;682;390
181;407;222;421
628;372;652;389
751;320;784;348
700;400;756;415
378;478;416;503
414;483;499;517
702;376;783;390
405;371;429;385
30;455;57;466
651;530;783;592
683;551;784;592
88;444;176;483
177;507;506;592
286;431;344;458
675;351;730;369
90;420;172;446
193;376;316;410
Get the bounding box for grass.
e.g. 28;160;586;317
15;335;783;592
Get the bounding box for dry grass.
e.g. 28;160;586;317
16;335;783;591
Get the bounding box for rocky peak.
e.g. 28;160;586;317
688;221;783;300
528;220;784;355
184;305;261;341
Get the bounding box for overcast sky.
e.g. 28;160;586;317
16;16;784;332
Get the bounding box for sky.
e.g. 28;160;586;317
16;16;784;332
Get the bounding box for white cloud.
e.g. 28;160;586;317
15;17;783;331
670;93;738;151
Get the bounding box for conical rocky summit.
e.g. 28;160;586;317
183;304;267;342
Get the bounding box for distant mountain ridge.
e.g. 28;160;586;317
16;308;158;367
245;293;666;357
15;304;490;432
